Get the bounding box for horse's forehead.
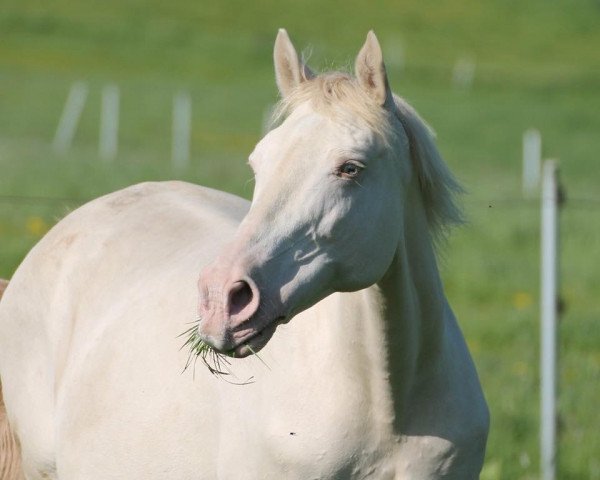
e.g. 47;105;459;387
257;106;376;160
289;104;374;144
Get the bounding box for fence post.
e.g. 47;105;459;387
523;129;542;197
452;55;476;90
53;82;88;154
99;84;120;161
172;91;192;171
540;159;562;480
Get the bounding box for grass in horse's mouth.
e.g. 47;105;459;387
179;320;228;377
178;318;269;383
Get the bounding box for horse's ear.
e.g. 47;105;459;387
274;29;314;98
355;31;393;107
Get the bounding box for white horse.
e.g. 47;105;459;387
0;30;488;479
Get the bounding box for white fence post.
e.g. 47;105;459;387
523;129;542;197
452;56;476;90
99;84;120;161
540;159;561;480
53;82;88;154
172;91;192;171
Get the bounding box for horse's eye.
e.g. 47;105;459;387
338;162;363;179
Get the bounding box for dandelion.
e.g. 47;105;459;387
26;216;49;237
512;291;533;311
512;361;529;378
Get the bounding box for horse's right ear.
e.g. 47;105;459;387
274;29;314;98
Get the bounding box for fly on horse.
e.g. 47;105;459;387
0;30;488;479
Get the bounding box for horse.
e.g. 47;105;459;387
0;30;488;479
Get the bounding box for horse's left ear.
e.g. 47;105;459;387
274;29;315;98
355;31;393;107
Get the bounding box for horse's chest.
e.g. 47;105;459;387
217;373;395;479
260;415;391;479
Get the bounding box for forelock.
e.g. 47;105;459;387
271;72;393;140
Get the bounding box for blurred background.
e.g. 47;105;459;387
1;0;598;478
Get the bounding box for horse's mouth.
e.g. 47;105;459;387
228;316;286;358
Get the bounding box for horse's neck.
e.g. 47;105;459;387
385;204;446;421
273;186;447;435
345;186;446;433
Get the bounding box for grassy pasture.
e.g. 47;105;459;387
1;1;599;478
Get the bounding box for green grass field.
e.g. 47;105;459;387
1;1;599;478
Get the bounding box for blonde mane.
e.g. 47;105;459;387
271;72;463;239
272;72;392;139
392;94;464;239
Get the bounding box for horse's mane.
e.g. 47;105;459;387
273;72;392;139
391;93;464;240
272;72;463;241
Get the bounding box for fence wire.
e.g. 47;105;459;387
1;193;599;211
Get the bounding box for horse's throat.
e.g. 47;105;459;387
376;223;446;434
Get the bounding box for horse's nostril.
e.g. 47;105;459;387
228;280;254;317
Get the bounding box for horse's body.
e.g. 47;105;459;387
0;31;488;479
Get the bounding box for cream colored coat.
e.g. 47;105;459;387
0;30;488;479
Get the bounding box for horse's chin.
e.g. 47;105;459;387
227;317;285;358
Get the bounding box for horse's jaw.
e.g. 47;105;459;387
227;322;279;358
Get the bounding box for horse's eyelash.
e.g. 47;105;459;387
337;159;365;167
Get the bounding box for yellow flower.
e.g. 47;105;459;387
480;459;502;480
26;216;49;237
512;361;529;378
513;292;533;310
466;338;481;354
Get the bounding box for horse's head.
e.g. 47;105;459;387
196;30;461;356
